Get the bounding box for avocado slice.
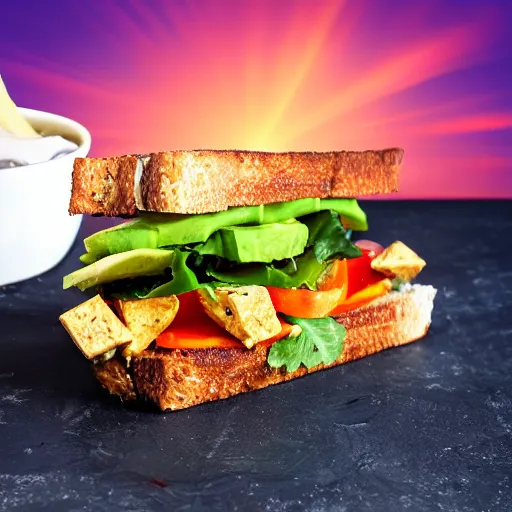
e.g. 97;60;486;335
153;198;367;245
196;220;308;262
63;248;173;291
81;198;367;261
79;252;98;265
84;219;158;260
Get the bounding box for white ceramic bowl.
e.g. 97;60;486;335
0;108;91;286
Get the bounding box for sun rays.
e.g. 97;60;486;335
1;0;510;197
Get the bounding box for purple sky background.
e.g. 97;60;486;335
1;0;511;197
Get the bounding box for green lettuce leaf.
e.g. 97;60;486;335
207;250;327;290
301;211;362;262
103;249;204;299
267;316;346;372
142;249;202;297
102;274;170;300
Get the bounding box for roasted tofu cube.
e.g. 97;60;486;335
371;241;426;282
59;295;132;359
113;295;179;356
198;286;281;348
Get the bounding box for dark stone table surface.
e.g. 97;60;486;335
0;200;511;512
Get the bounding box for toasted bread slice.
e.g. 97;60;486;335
69;155;142;217
93;284;436;411
69;148;404;216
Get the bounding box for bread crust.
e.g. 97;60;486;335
94;285;435;411
69;155;139;216
70;148;403;216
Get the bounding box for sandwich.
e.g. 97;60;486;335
59;148;436;411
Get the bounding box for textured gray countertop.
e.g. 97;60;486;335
0;200;511;512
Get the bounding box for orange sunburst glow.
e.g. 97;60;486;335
1;0;511;197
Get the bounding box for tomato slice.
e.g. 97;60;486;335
267;277;390;319
169;291;207;327
156;324;245;349
354;240;384;257
156;291;293;349
266;286;344;319
317;240;385;298
346;241;386;297
317;259;348;296
267;239;389;318
329;279;392;316
346;254;384;297
255;319;295;348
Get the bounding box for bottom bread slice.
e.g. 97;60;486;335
94;284;436;411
